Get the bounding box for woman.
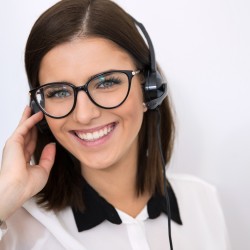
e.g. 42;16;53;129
0;0;230;249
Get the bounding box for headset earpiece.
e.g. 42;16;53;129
144;70;168;110
30;100;50;133
132;18;168;110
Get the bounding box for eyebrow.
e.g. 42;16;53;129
40;69;118;86
86;69;119;81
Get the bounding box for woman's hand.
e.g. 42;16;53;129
0;106;56;220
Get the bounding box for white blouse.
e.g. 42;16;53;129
0;174;231;250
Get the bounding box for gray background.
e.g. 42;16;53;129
1;1;249;249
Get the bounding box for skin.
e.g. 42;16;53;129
0;37;149;219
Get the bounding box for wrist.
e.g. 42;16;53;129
0;176;25;221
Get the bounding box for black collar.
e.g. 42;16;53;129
72;178;182;232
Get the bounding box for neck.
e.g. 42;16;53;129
80;151;151;217
82;157;138;201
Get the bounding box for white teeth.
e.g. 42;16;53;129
99;130;104;137
75;124;114;141
86;133;93;140
104;127;107;134
93;131;99;140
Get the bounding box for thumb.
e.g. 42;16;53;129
22;143;56;199
38;142;56;174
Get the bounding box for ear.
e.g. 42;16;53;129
142;102;148;112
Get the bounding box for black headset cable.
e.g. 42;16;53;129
156;107;173;250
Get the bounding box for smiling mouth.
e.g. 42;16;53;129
74;123;116;142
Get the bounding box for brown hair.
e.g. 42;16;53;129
25;0;175;211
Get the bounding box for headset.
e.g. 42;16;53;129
132;19;173;250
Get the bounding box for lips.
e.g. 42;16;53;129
74;123;116;142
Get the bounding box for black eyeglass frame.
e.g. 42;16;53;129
29;69;140;119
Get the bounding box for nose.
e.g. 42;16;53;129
72;90;101;124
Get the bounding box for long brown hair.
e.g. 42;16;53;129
25;0;175;211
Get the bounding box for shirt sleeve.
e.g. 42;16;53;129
0;221;7;240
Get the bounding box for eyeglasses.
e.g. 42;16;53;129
29;70;140;119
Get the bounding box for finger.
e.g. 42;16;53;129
38;143;56;174
30;143;56;192
24;126;38;162
18;106;32;126
17;106;43;129
23;143;56;198
13;111;44;144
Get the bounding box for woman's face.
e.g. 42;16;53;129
39;37;147;173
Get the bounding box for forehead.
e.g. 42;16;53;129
39;37;136;85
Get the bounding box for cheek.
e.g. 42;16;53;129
130;83;145;112
123;84;145;125
45;118;65;141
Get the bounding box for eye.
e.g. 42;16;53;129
45;88;72;98
96;76;122;89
